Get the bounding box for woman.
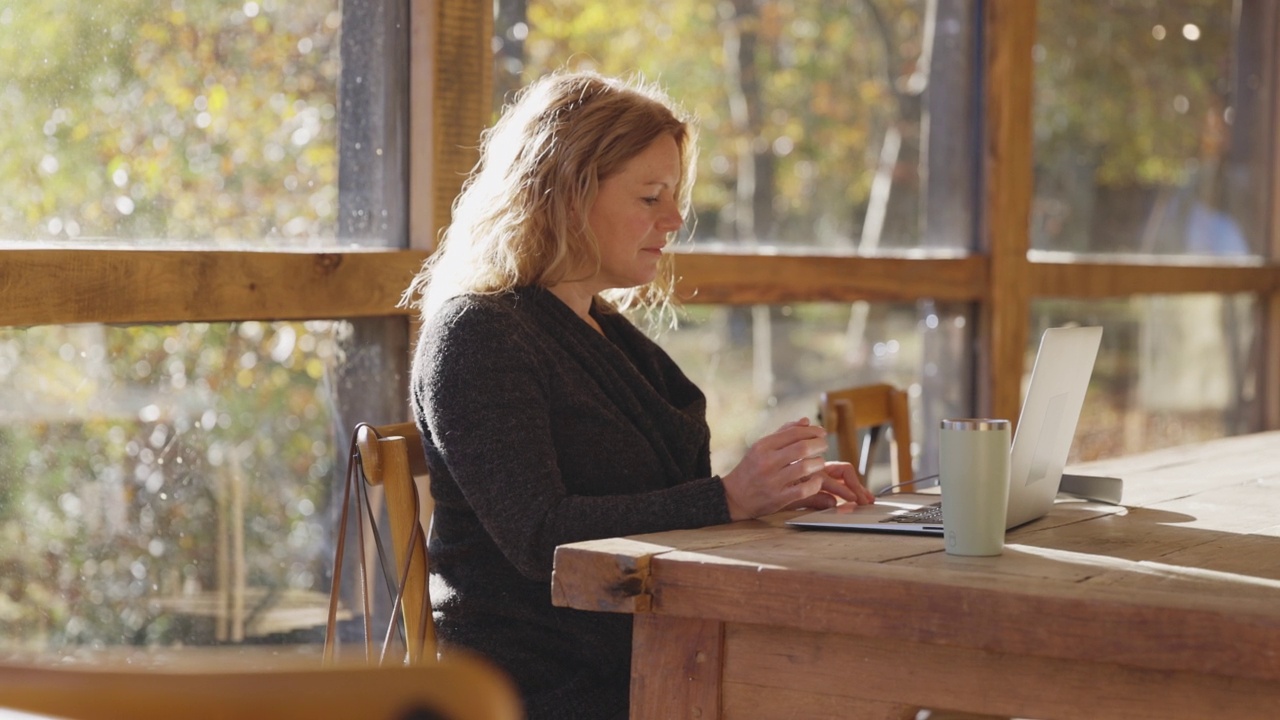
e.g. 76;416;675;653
402;70;873;719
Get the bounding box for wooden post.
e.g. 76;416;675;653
630;614;723;720
427;0;492;247
982;0;1036;425
1266;3;1280;431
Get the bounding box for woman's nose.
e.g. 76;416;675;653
658;202;684;232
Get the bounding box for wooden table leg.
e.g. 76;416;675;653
630;614;723;719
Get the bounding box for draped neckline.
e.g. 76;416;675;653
512;286;712;485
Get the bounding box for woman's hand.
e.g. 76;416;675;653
721;418;831;521
778;461;876;512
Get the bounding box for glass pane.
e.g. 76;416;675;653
1032;295;1260;464
0;1;347;247
651;301;973;493
0;321;347;650
495;0;979;255
1033;1;1272;258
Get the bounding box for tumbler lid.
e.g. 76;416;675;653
940;418;1010;431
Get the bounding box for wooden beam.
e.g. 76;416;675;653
982;0;1036;423
1267;2;1280;430
13;247;1276;330
1267;293;1280;431
1028;261;1280;298
408;0;438;253
672;253;987;305
431;0;491;246
0;249;426;327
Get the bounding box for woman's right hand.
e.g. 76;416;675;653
721;418;830;521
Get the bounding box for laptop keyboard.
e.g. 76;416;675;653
880;501;943;524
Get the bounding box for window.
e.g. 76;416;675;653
1;0;1276;653
1;2;343;247
1033;1;1271;260
0;1;417;650
498;0;982;478
1031;0;1277;455
486;0;1279;472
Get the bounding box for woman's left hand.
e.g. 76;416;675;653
780;461;876;511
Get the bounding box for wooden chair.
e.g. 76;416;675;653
325;421;435;665
819;383;916;493
363;421;434;543
0;653;521;720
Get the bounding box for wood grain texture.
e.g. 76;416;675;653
0;249;426;326
672;253;986;305
721;684;918;720
1267;292;1280;429
364;435;433;663
432;0;490;241
981;0;1035;422
722;621;1280;720
551;431;1280;718
551;538;663;614
643;535;1280;683
629;614;723;720
1267;2;1280;431
1028;260;1280;297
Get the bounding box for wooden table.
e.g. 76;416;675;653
551;431;1280;719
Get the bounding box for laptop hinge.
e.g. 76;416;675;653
1058;473;1123;504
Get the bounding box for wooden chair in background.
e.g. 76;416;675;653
0;653;521;720
819;383;917;493
363;421;434;544
325;421;435;666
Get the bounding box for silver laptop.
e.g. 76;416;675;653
786;325;1104;535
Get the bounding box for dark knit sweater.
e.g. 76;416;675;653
411;286;731;719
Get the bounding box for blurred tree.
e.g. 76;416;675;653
0;0;340;244
1032;0;1238;253
514;0;923;250
0;0;345;648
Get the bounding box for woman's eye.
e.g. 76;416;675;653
642;196;659;206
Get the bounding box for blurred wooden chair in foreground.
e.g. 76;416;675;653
819;383;917;493
326;421;435;665
0;653;521;720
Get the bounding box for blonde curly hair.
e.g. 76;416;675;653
401;70;698;325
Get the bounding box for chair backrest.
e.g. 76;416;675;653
326;421;435;666
364;421;434;542
0;653;521;720
819;383;915;492
369;421;431;478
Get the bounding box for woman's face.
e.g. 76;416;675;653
584;133;684;291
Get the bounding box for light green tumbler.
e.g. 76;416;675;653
939;418;1011;556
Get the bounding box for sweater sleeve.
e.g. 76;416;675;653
418;300;731;582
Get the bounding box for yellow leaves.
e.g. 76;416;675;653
137;20;172;46
2;1;342;244
303;357;325;380
207;84;229;113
